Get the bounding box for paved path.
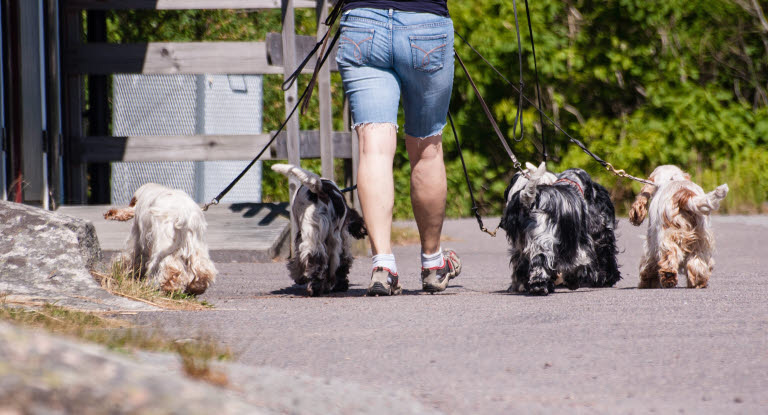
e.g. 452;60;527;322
132;216;768;414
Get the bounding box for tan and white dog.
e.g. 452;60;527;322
104;183;216;295
629;165;728;289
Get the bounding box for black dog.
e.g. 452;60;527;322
500;163;618;295
562;168;621;287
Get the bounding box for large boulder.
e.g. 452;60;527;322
0;201;151;311
0;321;269;414
0;321;444;415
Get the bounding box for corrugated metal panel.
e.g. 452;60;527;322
110;73;263;205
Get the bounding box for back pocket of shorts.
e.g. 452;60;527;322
410;34;448;73
338;28;375;65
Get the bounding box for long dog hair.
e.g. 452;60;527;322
271;164;366;296
500;162;598;295
629;165;728;288
104;183;217;295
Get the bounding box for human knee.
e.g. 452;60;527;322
407;135;443;162
357;123;398;156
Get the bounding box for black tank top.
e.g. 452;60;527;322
342;0;449;17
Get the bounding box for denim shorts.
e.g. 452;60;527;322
336;8;455;138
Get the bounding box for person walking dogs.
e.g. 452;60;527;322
336;0;462;296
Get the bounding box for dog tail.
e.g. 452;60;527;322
520;161;548;209
271;163;324;195
691;184;729;215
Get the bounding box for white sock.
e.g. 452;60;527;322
372;253;398;275
421;247;444;269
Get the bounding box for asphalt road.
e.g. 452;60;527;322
133;216;768;414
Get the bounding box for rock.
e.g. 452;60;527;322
0;201;152;311
0;321;444;415
0;322;270;414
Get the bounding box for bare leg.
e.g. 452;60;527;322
356;123;398;255
405;134;447;255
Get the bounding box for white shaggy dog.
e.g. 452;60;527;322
104;183;216;295
629;165;728;289
271;163;366;296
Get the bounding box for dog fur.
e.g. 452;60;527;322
104;183;217;295
500;162;599;295
567;168;622;288
271;163;367;296
629;165;728;288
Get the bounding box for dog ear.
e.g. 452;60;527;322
525;161;538;172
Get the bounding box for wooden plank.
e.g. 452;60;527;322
271;130;352;159
65;42;288;75
45;0;63;207
62;11;87;204
78;134;274;162
282;0;300;255
63;0;317;11
316;1;333;180
86;10;111;204
18;0;45;204
266;32;338;72
0;4;5;201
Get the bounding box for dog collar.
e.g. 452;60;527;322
555;178;584;196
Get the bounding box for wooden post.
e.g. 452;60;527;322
0;2;5;201
61;9;86;204
44;0;62;208
86;9;110;204
282;0;300;254
16;0;45;205
342;96;360;209
316;0;333;181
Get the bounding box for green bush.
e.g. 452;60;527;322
105;1;768;217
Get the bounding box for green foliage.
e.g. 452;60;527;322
106;1;768;218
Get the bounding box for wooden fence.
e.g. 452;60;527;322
60;0;357;208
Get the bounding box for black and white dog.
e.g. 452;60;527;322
573;169;622;288
271;164;367;296
500;162;620;295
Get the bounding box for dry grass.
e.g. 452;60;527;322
92;258;212;311
0;301;231;386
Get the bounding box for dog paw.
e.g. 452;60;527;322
660;271;678;288
307;281;325;297
528;281;550;296
628;203;647;226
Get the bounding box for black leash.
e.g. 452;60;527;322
510;0;526;144
454;50;527;177
523;0;547;161
454;33;655;187
340;184;357;193
448;111;499;237
203;1;346;211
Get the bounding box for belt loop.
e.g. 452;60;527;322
388;8;393;29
